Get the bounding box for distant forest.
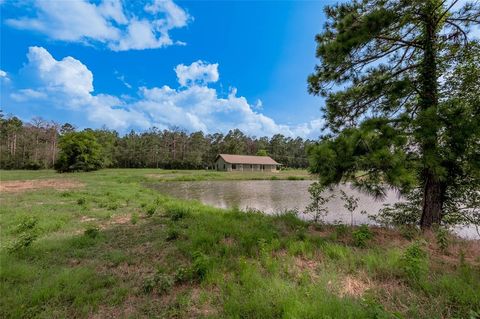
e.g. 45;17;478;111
0;113;315;170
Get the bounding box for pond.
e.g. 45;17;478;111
149;180;479;240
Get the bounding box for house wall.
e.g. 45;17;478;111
214;157;231;171
215;157;279;172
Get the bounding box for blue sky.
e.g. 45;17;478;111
0;0;334;138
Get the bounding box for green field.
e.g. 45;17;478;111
1;169;479;318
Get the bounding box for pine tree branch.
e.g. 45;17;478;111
445;20;470;45
436;0;460;25
375;36;423;49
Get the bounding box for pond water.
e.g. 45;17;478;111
149;180;479;240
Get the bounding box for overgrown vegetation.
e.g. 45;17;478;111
1;169;479;318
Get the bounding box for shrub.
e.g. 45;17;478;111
24;161;42;170
14;216;38;234
400;241;428;283
8;232;38;253
352;225;374;247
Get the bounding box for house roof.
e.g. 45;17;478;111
216;154;281;165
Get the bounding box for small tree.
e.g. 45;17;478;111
305;182;334;223
340;190;361;227
256;149;268;156
55;131;104;172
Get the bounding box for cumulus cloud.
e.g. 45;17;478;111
175;60;219;86
11;46;150;129
7;47;323;137
6;0;191;51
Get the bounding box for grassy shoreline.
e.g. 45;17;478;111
1;169;479;318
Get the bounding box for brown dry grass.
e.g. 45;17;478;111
339;274;372;297
0;178;84;193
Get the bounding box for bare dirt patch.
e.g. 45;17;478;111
339;275;372;297
0;179;84;193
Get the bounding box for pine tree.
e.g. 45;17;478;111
308;0;479;229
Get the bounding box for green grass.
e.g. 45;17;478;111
1;169;479;318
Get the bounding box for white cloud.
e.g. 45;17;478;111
8;47;323;137
175;60;219;86
0;70;7;78
11;46;150;130
6;0;191;51
24;46;94;96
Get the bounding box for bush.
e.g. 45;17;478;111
8;232;38;253
400;241;428;283
352;225;374;247
55;131;104;172
24;161;42;170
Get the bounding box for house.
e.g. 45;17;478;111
214;154;281;172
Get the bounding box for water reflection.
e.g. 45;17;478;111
149;180;478;240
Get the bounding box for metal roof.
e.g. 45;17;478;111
216;154;281;165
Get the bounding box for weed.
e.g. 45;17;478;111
174;266;192;283
8;217;39;253
77;197;86;205
400;241;428;283
84;226;100;239
435;227;449;252
107;202;118;210
166;227;180;241
131;212;139;225
191;251;210;281
352;225;374;248
398;225;419;240
145;205;156;217
334;223;349;237
168;205;191;221
144;270;174;294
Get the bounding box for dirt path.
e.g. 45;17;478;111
0;179;84;193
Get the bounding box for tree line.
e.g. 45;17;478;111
0;112;314;170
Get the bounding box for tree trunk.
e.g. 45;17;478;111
418;1;443;229
420;172;444;229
